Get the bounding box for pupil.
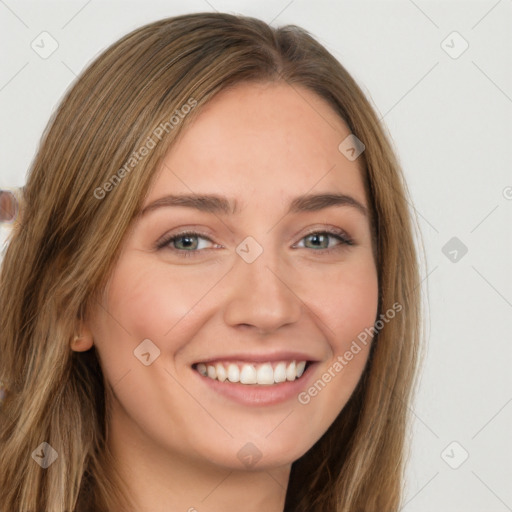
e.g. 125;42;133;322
179;236;196;249
310;234;326;248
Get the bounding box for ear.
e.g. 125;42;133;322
70;322;94;352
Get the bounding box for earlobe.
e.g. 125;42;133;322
70;324;94;352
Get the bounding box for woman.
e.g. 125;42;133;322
0;12;423;512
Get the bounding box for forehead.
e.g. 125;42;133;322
149;81;366;204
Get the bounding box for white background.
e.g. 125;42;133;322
1;1;511;510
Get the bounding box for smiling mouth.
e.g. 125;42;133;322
193;360;311;385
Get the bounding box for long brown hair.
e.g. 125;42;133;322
0;12;423;511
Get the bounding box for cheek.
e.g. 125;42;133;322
333;272;378;354
301;257;378;400
90;255;234;401
97;256;212;346
306;257;379;352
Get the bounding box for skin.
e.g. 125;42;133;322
0;191;17;222
75;81;379;512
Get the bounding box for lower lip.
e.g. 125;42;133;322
193;363;316;406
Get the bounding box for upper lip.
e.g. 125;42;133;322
193;351;320;365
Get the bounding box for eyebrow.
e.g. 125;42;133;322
139;192;368;218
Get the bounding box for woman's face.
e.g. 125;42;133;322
85;81;378;471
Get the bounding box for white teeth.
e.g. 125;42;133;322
207;365;216;379
273;362;287;383
286;361;296;381
197;363;207;376
296;361;306;378
240;364;257;384
197;360;308;385
256;363;274;385
227;363;240;383
215;363;227;382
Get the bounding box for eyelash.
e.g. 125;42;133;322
156;228;354;258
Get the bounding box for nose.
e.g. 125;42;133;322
222;245;303;335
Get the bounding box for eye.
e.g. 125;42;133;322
294;228;354;254
156;231;218;258
156;227;354;258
